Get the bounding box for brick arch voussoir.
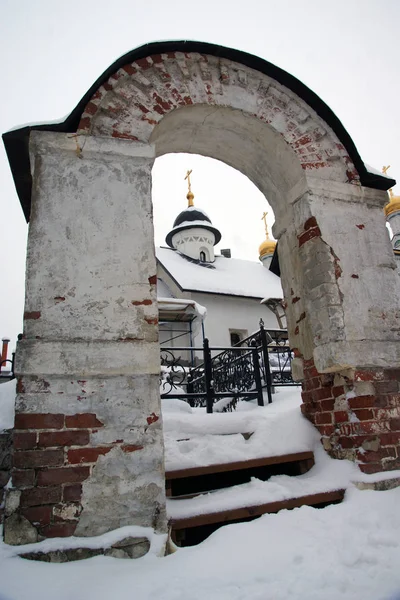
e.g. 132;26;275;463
77;52;359;184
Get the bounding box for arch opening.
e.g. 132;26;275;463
150;104;306;230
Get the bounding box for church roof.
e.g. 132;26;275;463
156;246;283;300
173;206;211;227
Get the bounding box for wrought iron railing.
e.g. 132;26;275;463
160;322;298;413
160;339;263;413
0;355;15;381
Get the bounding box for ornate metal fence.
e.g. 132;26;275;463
160;322;298;413
160;340;263;413
0;353;15;382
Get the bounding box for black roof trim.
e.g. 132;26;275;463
3;40;395;222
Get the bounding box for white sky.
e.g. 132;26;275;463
1;0;399;347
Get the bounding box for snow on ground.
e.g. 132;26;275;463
0;380;15;431
1;488;400;600
1;387;400;599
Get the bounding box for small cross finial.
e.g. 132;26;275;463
185;169;192;193
261;211;270;239
184;169;194;207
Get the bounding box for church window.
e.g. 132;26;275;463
229;329;248;347
200;251;206;262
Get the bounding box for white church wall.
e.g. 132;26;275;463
191;292;280;348
171;227;215;262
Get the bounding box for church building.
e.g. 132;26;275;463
156;172;285;351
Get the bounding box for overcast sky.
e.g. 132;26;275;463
1;0;399;348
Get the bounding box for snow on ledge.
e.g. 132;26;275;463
0;525;167;558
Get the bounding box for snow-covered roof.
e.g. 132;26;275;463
156;247;283;299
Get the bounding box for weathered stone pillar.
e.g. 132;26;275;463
5;132;166;544
276;178;400;474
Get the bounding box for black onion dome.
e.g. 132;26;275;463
166;206;221;248
173;207;212;227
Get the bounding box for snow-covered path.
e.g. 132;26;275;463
1;485;400;600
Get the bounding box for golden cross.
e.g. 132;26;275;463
382;165;391;175
261;211;270;238
185;169;192;193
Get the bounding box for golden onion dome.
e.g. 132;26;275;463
259;237;277;258
384;189;400;217
259;211;276;259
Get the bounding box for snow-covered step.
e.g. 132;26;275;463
169;489;345;530
166;451;315;498
167;473;346;546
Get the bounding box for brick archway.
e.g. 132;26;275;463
3;41;400;543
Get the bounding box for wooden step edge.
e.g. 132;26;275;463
170;489;345;530
165;451;314;481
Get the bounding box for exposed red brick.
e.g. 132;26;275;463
354;370;384;382
54;296;65;303
14;413;64;430
63;484;82;502
319;425;335;436
131;299;153;306
348;396;376;409
298;227;321;247
40;522;77;538
358;463;382;475
36;466;90;486
13;469;35;488
380;432;400;446
16;378;25;394
357;447;397;463
13;432;37;450
111;131;139;141
292;296;301;304
21;505;53;526
337;436;355;449
67;447;112;464
145;317;158;325
353;408;375;421
312;388;333;402
334;411;348;423
14;449;64;469
20;485;62;507
38;430;89;448
84;101;98;116
148;275;157;285
24;311;41;320
390;418;400;431
332;385;345;398
315;412;333;425
320;398;335;411
77;116;91;131
351;274;359;279
121;444;143;453
65;414;104;429
146;413;159;425
355;224;365;230
301;390;313;403
303;217;318;230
